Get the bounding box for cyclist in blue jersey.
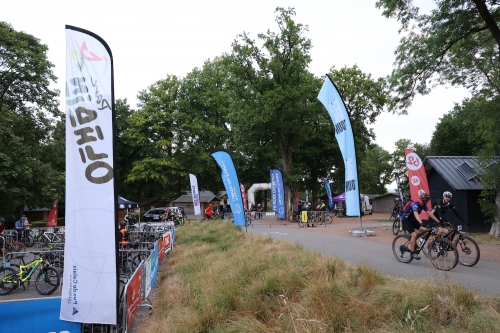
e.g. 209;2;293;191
400;192;441;259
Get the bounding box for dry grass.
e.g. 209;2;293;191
470;233;500;246
135;221;500;333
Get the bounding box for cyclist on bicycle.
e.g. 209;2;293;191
205;204;213;220
400;192;441;259
431;191;466;238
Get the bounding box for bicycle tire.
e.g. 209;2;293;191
298;220;306;228
454;235;480;267
427;238;459;271
23;235;35;247
35;267;60;295
325;215;332;224
245;216;251;227
0;267;18;295
392;219;400;235
392;235;413;263
288;213;294;222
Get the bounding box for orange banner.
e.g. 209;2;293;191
46;202;58;227
404;149;431;218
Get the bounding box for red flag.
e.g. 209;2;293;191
295;190;299;206
46;201;58;227
240;183;248;211
404;148;431;219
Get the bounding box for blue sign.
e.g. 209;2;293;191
318;76;360;217
270;169;285;218
324;179;334;209
211;151;245;226
0;297;81;333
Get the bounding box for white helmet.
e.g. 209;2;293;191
443;191;452;198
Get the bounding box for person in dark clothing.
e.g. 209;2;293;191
431;191;466;238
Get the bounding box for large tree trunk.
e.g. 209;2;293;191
489;192;500;237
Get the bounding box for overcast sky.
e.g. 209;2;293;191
3;0;469;156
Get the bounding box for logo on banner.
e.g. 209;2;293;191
345;157;356;191
411;176;420;186
406;152;422;171
328;101;346;134
192;186;200;206
234;204;242;214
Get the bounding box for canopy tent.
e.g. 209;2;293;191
118;196;139;209
332;192;364;202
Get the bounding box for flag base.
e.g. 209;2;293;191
349;228;376;237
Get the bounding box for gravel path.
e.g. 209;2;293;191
251;212;500;263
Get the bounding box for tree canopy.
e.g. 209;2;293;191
376;0;500;113
0;22;62;220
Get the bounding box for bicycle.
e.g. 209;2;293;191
288;210;300;223
298;212;317;228
392;225;459;271
421;222;480;267
392;216;408;236
316;211;332;225
0;251;60;295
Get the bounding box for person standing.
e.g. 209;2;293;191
14;216;27;245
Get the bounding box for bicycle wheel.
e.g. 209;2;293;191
23;235;35;247
427;238;458;271
245;216;251;227
392;235;413;263
298;220;307;228
454;235;480;267
120;258;137;276
288;213;294;222
35;267;60;295
0;267;18;295
392;219;400;235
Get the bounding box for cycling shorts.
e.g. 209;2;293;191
402;218;422;234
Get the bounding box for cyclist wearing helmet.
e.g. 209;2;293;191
400;192;441;259
431;191;465;238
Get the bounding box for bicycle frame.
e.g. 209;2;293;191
5;256;43;284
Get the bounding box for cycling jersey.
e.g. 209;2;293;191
431;199;464;222
400;201;429;221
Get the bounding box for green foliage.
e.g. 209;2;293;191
0;22;62;220
376;0;500;113
359;145;393;194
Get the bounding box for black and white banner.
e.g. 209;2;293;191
189;174;201;215
61;26;117;324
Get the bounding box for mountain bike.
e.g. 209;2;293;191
0;252;60;295
392;226;459;271
421;222;480;267
392;216;408;236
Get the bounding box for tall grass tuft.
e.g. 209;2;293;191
135;220;500;333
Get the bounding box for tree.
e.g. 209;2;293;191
429;105;480;156
376;0;500;113
358;145;393;194
229;7;323;207
0;22;62;220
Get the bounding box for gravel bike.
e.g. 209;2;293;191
421;222;480;267
392;226;459;271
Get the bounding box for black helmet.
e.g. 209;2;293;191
419;192;431;201
0;217;4;223
119;221;127;227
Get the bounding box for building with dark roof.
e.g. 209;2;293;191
173;191;221;215
424;156;498;233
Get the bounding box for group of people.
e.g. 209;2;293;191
204;203;226;220
400;190;465;259
162;207;186;224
